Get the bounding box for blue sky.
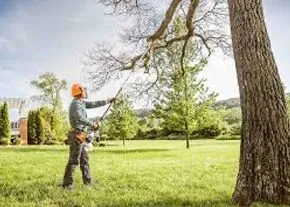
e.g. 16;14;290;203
0;0;289;115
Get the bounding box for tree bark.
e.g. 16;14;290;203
228;0;290;206
186;135;190;149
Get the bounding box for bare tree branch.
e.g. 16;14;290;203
147;0;183;42
98;0;152;15
86;0;231;98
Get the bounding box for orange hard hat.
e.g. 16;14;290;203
71;83;84;97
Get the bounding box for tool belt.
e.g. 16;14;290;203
72;129;86;143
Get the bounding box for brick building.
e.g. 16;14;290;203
0;98;28;144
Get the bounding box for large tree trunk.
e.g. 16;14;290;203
228;0;290;206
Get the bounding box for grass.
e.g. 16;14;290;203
0;140;283;207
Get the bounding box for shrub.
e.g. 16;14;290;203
194;124;224;138
12;138;21;145
101;134;109;141
0;137;10;146
215;135;240;140
229;123;241;135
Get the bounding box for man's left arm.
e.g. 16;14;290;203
85;98;115;109
85;100;108;109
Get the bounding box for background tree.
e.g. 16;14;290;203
35;109;45;144
148;18;223;147
1;102;10;139
153;61;221;147
27;110;38;145
28;107;68;145
31;72;69;144
40;107;68;145
86;0;230;97
228;0;290;206
0;102;11;145
222;107;241;137
31;72;67;110
105;95;139;145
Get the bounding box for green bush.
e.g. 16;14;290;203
12;138;21;145
229;123;241;135
28;107;69;145
101;134;109;141
223;107;241;125
194;125;224;138
0;138;10;146
215;135;240;140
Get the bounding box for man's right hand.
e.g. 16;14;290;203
92;122;99;131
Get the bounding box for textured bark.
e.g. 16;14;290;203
228;0;290;206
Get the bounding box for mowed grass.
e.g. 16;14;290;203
0;140;281;207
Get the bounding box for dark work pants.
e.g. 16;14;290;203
63;131;91;186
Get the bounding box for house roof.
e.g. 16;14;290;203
0;97;58;119
0;98;25;109
0;98;26;121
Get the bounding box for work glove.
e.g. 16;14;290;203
92;122;100;131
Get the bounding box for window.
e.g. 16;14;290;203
11;122;19;129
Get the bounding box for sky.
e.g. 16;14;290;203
0;0;290;116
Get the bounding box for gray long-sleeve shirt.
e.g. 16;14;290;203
69;98;108;132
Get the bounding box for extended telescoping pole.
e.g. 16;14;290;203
96;44;152;143
99;71;134;122
99;44;152;122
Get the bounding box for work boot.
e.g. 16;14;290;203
59;184;73;191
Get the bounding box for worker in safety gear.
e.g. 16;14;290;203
60;82;115;190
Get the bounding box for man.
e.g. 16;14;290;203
60;82;115;190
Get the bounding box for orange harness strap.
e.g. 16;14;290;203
73;129;86;143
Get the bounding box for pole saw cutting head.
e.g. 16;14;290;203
83;122;101;152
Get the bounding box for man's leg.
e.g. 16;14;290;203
80;146;91;185
62;136;82;188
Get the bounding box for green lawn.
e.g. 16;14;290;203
0;140;282;207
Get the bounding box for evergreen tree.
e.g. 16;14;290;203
40;107;69;145
152;18;222;148
2;102;10;139
106;95;139;145
35;109;45;144
0;103;11;145
0;104;3;139
27;110;37;144
31;72;69;144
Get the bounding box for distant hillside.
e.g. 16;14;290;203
214;98;240;109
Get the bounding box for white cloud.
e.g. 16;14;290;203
0;36;9;47
201;54;239;100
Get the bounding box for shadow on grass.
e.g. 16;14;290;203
0;147;68;153
99;148;172;154
0;147;172;155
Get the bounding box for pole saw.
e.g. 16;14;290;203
84;44;152;150
99;42;153;123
